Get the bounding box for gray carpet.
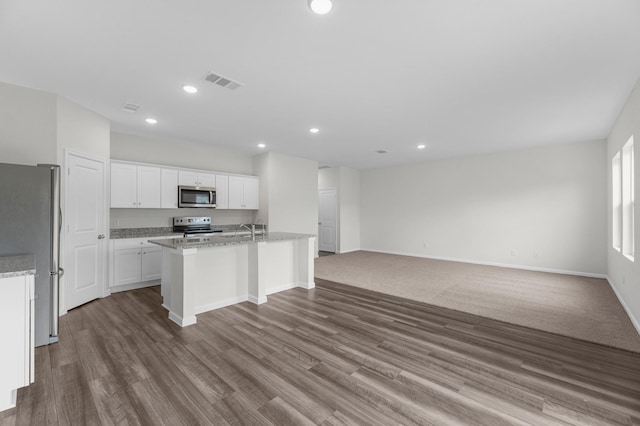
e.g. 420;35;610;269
315;251;640;353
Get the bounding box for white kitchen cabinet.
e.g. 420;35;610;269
178;170;215;187
136;166;161;208
229;176;259;209
215;174;229;209
111;162;161;208
161;168;179;208
110;163;137;208
0;274;34;412
111;238;165;289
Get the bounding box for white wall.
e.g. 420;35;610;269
607;77;640;332
111;132;253;174
0;82;57;164
255;152;318;235
338;167;361;253
361;140;607;276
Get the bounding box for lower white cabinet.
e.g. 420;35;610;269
110;238;165;289
0;274;34;412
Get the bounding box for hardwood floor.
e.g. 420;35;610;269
2;278;640;425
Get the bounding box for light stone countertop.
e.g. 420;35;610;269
0;255;36;279
149;232;315;250
110;227;183;239
110;225;267;240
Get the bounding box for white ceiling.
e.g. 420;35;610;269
1;0;639;169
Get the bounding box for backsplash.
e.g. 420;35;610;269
110;208;257;228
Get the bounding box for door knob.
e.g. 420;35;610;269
98;234;105;239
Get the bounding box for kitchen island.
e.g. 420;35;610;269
149;232;315;327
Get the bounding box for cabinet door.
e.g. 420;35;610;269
141;246;162;281
161;169;179;208
111;163;138;208
178;170;198;186
243;177;259;210
198;173;216;188
215;175;229;209
136;166;161;208
0;275;30;400
113;248;141;286
228;176;244;209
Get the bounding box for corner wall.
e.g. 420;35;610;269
255;152;318;236
360;140;607;276
607;77;640;332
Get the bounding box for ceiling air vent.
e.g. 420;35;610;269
204;72;244;90
376;149;388;154
122;103;141;112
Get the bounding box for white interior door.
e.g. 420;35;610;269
318;189;337;252
66;152;105;310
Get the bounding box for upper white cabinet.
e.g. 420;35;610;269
178;171;215;187
161;168;179;209
229;176;259;209
110;160;257;210
111;162;161;208
215;174;229;209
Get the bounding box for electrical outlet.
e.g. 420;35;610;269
510;249;517;257
533;251;538;258
422;242;427;249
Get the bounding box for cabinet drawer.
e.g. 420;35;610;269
114;236;168;250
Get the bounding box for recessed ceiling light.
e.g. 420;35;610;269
182;85;198;94
257;143;266;148
417;144;426;149
308;0;332;14
145;118;158;125
309;128;320;134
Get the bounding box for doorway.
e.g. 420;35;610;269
318;189;337;253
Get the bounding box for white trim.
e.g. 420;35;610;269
337;248;360;254
248;295;268;305
360;248;608;279
266;283;298;295
194;295;248;314
109;280;159;293
606;277;640;336
297;281;316;290
168;311;196;327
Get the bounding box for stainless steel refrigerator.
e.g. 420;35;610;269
0;163;61;347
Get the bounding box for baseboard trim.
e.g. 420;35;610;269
168;311;197;327
195;295;248;315
248;295;268;305
267;283;298;295
110;280;160;293
337;248;360;254
360;248;608;279
606;277;640;336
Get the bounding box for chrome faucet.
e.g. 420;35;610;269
239;224;255;238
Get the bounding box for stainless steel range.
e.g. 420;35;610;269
173;216;221;237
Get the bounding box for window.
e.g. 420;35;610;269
613;135;634;261
612;152;621;252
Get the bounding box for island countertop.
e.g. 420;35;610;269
148;232;315;250
0;255;36;279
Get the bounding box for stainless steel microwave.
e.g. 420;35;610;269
178;185;216;208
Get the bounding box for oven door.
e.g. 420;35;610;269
178;186;216;208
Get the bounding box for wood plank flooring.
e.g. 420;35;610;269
2;278;640;425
